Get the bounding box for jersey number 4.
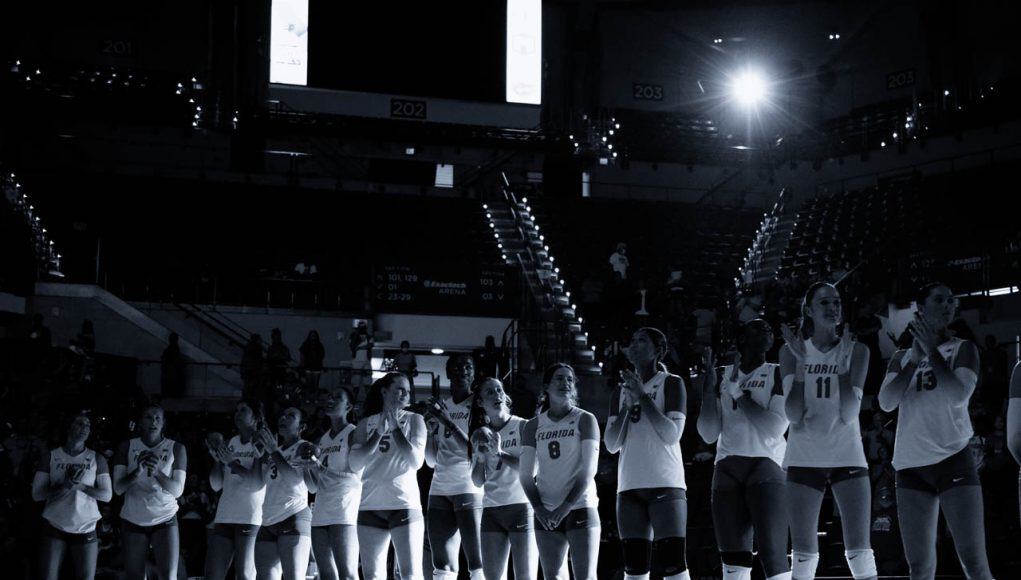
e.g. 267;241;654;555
815;377;832;398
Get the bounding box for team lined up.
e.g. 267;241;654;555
32;280;1018;580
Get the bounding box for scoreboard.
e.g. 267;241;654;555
374;264;517;316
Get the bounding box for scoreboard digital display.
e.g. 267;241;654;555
270;0;541;105
374;264;517;316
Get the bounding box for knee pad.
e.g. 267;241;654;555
621;538;652;577
432;570;458;580
845;549;877;579
791;552;819;580
766;573;793;580
652;537;687;578
721;551;753;580
468;569;485;580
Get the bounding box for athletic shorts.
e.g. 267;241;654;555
896;447;980;494
713;456;785;491
618;487;687;507
428;493;483;513
357;508;424;530
42;521;98;545
210;522;259;539
257;508;312;541
537;507;599;533
786;466;867;492
121;515;178;537
481;503;533;533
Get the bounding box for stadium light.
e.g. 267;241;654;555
730;68;768;108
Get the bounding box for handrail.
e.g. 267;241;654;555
174;302;249;350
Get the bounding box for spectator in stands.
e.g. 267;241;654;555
691;302;716;349
609;242;629;282
299;330;325;388
240;334;264;399
475;335;503;379
71;319;96;356
863;411;895;463
869;445;896;492
161;333;186;398
266;328;292;386
666;263;684;293
393;340;418;386
870;485;906;575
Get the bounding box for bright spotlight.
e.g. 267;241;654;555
730;69;768;108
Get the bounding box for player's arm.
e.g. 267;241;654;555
348;418;383;471
603;386;631;453
781;345;807;427
837;342;869;425
639;375;686;444
152;442;187;498
739;366;789;435
112;441;143;495
878;350;914;412
697;365;723;444
80;454;113;503
1006;361;1021;466
931;340;979;405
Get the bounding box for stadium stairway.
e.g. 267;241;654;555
32;282;243;398
485;178;599;375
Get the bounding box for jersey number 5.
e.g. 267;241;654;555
547;441;561;459
380;435;391;453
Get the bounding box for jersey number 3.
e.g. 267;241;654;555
915;370;936;392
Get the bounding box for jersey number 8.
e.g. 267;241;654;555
547;441;561;459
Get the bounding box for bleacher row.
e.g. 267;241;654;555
779;162;1021;295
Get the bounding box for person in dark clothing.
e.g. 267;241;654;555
161;333;186;398
240;334;264;399
265;328;292;386
299;330;326;388
474;335;502;379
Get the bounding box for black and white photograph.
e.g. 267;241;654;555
1;1;1020;579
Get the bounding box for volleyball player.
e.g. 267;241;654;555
32;411;112;580
1009;360;1021;525
697;320;791;580
519;363;600;580
351;372;427;580
309;386;363;580
604;328;689;580
253;406;315;580
112;403;188;580
469;377;537;580
780;282;875;580
204;399;267;580
878;282;993;579
424;353;484;580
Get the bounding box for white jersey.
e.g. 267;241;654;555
42;447;103;534
717;363;788;467
359;411;421;510
784;340;867;468
615;371;687;491
262;440;310;526
312;424;363;526
892;338;973;470
532;408;598;511
429;396;482;496
121;437;180;526
212;435;266;526
482;416;528;508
